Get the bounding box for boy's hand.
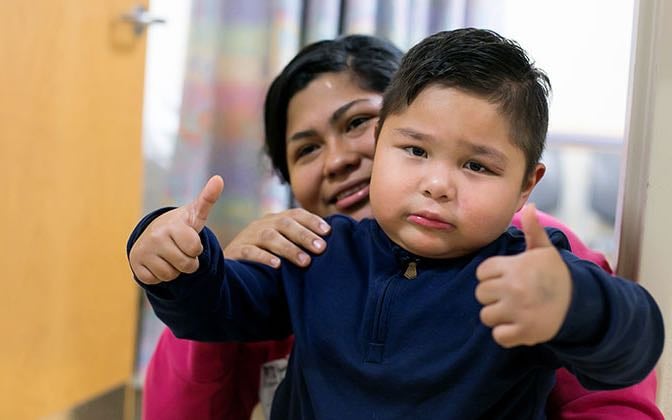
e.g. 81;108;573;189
475;204;572;348
129;176;224;285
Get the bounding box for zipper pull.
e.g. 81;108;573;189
403;261;417;279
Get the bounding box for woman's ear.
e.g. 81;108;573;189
516;163;546;211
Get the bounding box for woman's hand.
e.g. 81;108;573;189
223;208;331;268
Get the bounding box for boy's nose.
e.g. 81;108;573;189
421;171;455;202
323;141;360;179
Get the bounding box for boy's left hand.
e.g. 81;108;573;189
475;204;572;348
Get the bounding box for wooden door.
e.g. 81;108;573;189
0;1;145;418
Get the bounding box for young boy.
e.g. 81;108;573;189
128;29;663;419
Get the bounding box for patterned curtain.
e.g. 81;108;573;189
171;0;301;244
321;0;469;50
136;0;301;381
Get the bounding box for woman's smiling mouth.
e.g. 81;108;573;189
332;182;370;210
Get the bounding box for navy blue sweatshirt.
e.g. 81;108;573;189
129;212;664;420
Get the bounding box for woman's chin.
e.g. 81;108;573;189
339;200;372;221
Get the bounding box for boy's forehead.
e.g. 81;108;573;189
381;86;523;154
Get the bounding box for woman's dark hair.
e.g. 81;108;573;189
379;28;551;178
264;34;403;183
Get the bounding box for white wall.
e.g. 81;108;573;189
619;0;672;415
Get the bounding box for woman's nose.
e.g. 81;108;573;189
322;140;360;179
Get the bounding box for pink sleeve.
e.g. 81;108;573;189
511;209;663;419
142;328;293;420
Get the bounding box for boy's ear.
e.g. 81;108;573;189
516;163;545;211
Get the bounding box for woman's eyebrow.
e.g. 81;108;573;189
289;129;318;142
289;98;375;142
330;99;372;124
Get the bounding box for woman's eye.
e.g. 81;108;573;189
296;144;319;159
346;116;372;132
464;161;487;173
404;146;427;158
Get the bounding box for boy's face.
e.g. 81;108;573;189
370;86;543;259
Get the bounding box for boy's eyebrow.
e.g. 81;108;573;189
394;127;509;166
289;99;371;142
465;142;509;166
394;127;432;141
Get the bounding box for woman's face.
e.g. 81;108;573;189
285;71;382;221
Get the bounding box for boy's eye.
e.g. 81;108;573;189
464;161;487;173
404;146;427;158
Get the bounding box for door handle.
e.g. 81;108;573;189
121;5;166;36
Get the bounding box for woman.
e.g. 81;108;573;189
141;35;661;420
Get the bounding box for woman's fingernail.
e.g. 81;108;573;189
319;222;330;233
312;239;324;250
298;252;309;264
270;257;281;268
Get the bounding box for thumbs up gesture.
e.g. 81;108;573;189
475;204;572;348
129;176;225;285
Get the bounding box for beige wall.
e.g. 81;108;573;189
619;0;672;416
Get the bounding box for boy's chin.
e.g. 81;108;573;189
406;245;468;260
393;234;469;260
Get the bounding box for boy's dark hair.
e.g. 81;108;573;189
378;28;551;177
264;35;403;183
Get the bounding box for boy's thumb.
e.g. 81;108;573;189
521;203;552;250
188;175;224;232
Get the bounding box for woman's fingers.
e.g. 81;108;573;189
275;208;330;253
229;227;312;267
230;245;283;268
224;209;331;268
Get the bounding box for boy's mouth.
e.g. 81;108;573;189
407;213;455;231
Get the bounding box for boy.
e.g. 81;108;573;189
128;29;663;419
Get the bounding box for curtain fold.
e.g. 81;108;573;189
337;0;469;49
137;0;302;380
172;0;300;243
303;0;341;44
342;0;377;35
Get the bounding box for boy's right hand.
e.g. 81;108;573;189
129;176;224;285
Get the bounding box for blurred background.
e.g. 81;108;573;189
2;0;670;419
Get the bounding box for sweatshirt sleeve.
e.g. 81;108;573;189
126;210;292;342
546;251;664;390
